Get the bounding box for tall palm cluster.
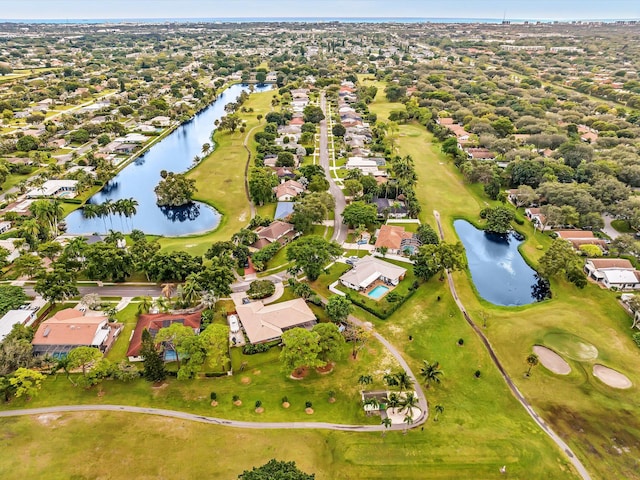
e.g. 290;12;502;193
82;197;139;232
21;199;65;244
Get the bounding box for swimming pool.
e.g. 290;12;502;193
368;285;390;300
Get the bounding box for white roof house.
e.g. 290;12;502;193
340;256;407;291
584;259;640;290
0;309;36;341
116;133;148;144
0;239;21;263
26;179;78;198
345;157;385;175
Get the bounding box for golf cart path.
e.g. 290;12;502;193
433;210;591;480
0;404;415;431
0;292;428;431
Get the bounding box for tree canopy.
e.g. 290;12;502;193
286;236;342;281
238;459;315;480
154;171;197;207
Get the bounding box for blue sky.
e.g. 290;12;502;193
0;0;638;20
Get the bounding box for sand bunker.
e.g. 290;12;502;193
533;346;571;375
593;365;632;389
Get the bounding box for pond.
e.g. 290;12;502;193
65;83;273;236
454;219;549;306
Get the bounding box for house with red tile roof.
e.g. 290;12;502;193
374;225;420;255
32;308;122;358
127;311;202;361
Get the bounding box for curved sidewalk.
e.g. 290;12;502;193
0;404;413;432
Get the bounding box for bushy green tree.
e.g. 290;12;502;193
286;236;342;281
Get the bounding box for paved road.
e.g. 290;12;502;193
433;210;591;480
601;214;621;240
0;404;414;432
319;92;348;244
22;285;163;298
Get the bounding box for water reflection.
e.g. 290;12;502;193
65;83;273;236
454;219;545;306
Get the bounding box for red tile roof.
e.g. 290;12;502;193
126;312;201;358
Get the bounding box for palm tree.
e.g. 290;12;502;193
358;374;373;387
105;229;124;245
154;296;169;313
386;392;400;411
420;360;443;388
94;203;109;232
401;391;419;415
402;411;414;434
383;373;399;388
363;397;379;410
161;283;175;300
179;276;201;306
201;143;211;156
119;197;138;230
138;296;152;314
112;199;126;231
102;199;114;228
200;290;217;309
526;353;539;377
434;404;444;422
393;370;414;391
381;417;392;437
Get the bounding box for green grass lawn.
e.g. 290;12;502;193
611;219;636;234
3;337;393;426
361;80;640;479
106;304;140;363
158;90;275;256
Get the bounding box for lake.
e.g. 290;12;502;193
454;219;548;306
65;83;273;236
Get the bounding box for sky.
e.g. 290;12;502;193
0;0;638;21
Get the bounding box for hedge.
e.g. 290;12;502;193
345;286;418;320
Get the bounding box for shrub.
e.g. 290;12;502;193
247;280;276;299
282;396;289;404
232;395;240;402
514;217;525;225
242;340;279;355
633;332;640;348
255;400;262;408
474;370;481;378
210;392;217;401
457;338;464;346
305;401;313;408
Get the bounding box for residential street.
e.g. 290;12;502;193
21;284;163;298
319;92;348;244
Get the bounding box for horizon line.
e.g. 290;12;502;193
1;16;640;23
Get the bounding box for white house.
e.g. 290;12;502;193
0;221;11;234
0;309;37;342
26;179;78;198
0;239;21;263
584;259;640;290
346;157;386;176
340;256;407;291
